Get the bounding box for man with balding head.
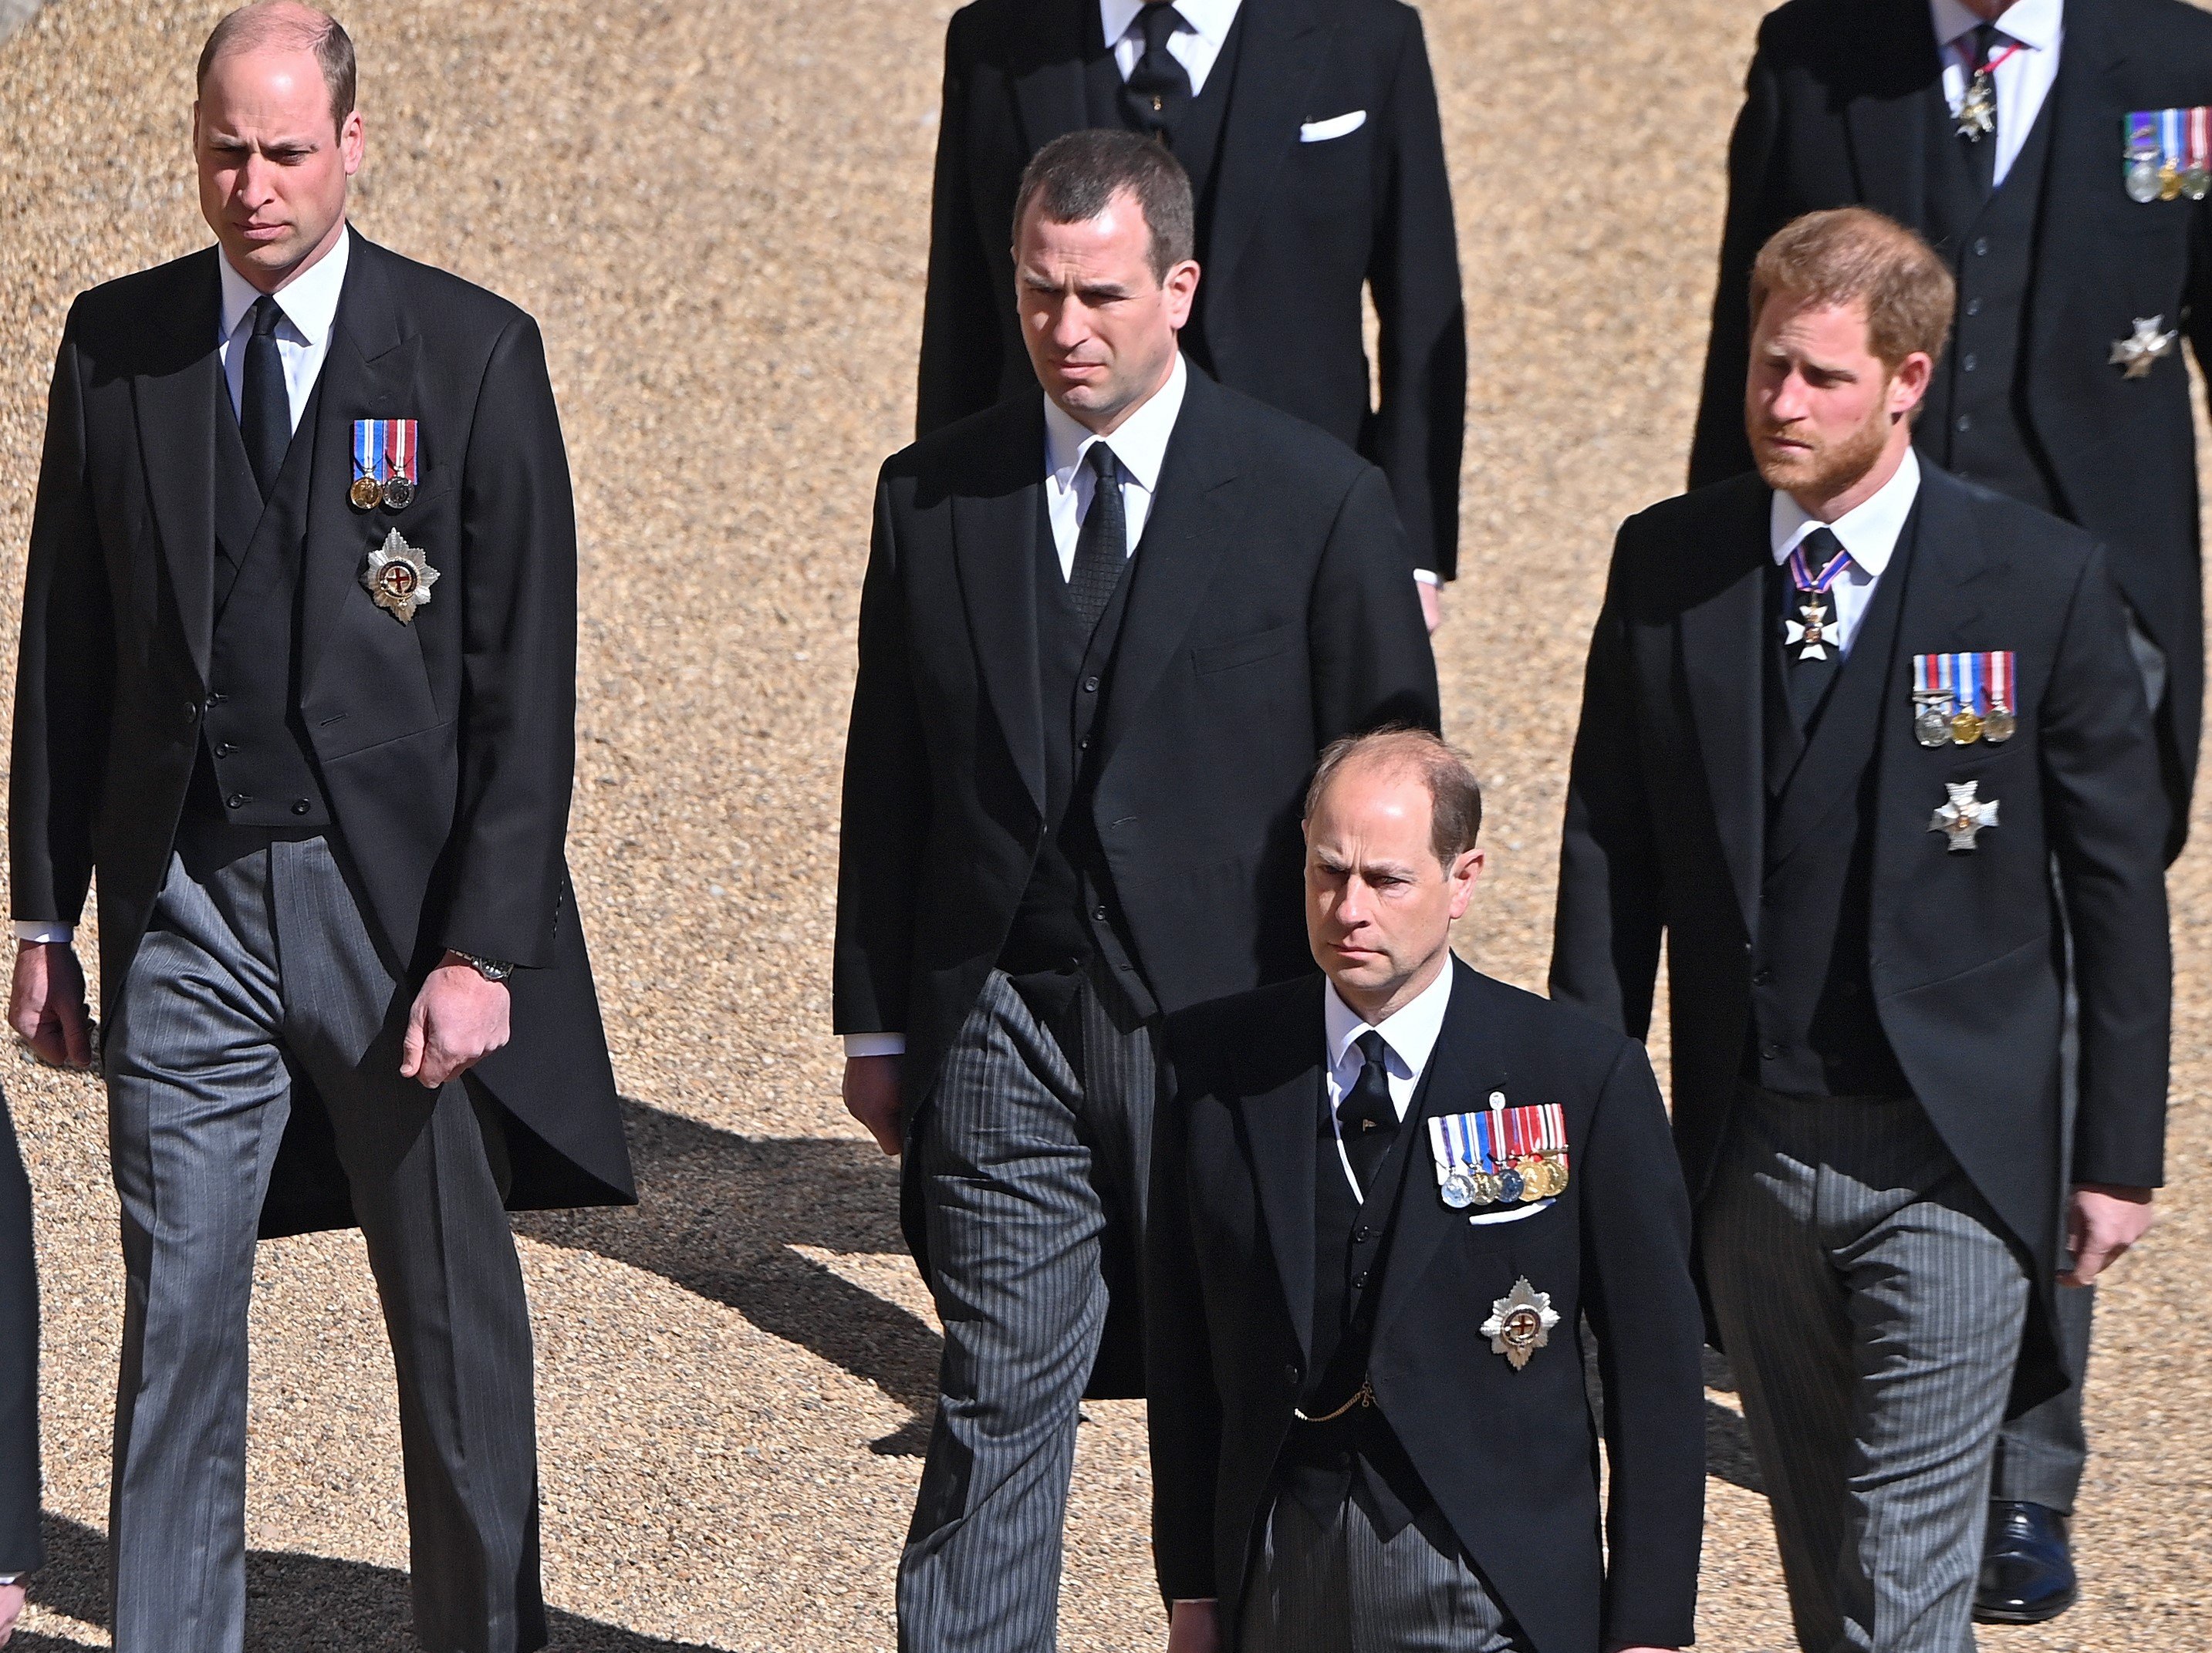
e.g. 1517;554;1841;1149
9;6;632;1648
1148;728;1705;1653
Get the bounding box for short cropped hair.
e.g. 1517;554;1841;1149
1013;129;1196;282
198;3;357;132
1748;207;1955;370
1304;727;1484;867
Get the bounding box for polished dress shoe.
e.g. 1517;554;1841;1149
1974;1500;2079;1624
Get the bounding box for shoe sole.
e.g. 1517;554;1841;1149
1973;1590;2079;1626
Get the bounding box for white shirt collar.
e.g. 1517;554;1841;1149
1043;350;1189;495
1323;956;1456;1084
216;224;351;347
1100;0;1241;52
1930;0;2062;52
1769;444;1922;578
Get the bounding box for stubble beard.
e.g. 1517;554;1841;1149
1752;402;1893;502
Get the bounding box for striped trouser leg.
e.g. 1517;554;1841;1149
1704;1090;2031;1653
897;971;1156;1653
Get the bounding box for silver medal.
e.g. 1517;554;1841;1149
2128;153;2164;203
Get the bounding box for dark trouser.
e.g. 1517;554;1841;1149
1703;1089;2031;1653
0;1088;40;1575
1238;1491;1529;1653
897;969;1157;1653
1991;1284;2092;1511
104;829;543;1653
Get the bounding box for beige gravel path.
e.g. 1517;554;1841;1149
0;1;2204;1648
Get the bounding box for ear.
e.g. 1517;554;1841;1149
340;109;366;176
1887;349;1933;418
1163;258;1201;332
1444;847;1485;921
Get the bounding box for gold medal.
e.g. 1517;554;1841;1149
349;474;384;511
1950;707;1984;744
2162;159;2185;199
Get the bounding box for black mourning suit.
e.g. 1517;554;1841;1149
1149;961;1707;1653
0;1094;36;1583
917;0;1467;577
1689;0;2212;846
835;363;1436;1648
1550;464;2170;1408
12;231;632;1229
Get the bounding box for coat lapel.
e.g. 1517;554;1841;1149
951;403;1050;816
133;250;225;686
1238;978;1326;1364
300;232;424;696
1841;0;1944;226
1011;0;1094;157
2030;0;2126;362
1679;487;1771;941
1097;372;1241;766
1203;0;1329;285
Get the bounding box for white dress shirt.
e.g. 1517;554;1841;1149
1322;960;1453;1202
12;234;353;946
1770;447;1923;657
1932;0;2064;189
841;358;1194;1060
1101;0;1244;96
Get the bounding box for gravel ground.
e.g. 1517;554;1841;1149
0;0;2206;1648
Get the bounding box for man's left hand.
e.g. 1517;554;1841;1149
400;953;512;1088
2061;1184;2155;1286
1417;579;1443;634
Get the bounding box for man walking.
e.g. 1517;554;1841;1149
1150;729;1704;1653
837;129;1437;1651
8;7;633;1648
1555;209;2168;1652
918;0;1466;619
1687;0;2212;1611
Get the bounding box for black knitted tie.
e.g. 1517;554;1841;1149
1122;3;1193;140
240;294;289;499
1069;443;1130;633
1341;1031;1400;1199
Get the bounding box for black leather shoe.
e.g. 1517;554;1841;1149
1974;1500;2079;1624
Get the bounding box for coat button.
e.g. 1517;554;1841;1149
1083;676;1100;693
1283;1362;1300;1385
215;741;237;757
291;801;312;816
1761;1041;1781;1061
1956;415;1972;433
1973;236;1990;256
226;793;248;809
1354;1270;1369;1289
1354;1223;1372;1242
1962;353;1977;372
1093;906;1109;923
182;700;200;724
1752;969;1774;987
1966;297;1983;316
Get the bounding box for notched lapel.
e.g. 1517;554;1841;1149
1679;495;1771;940
1839;0;1943;224
1205;0;1328;284
134;251;226;685
1237;1004;1324;1364
951;408;1049;816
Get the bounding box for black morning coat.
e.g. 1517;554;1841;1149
1148;960;1707;1653
916;0;1467;578
1688;0;2212;845
1549;464;2171;1408
832;366;1440;1371
10;230;635;1235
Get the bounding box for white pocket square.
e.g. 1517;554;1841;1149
1299;110;1367;143
1467;1198;1555;1228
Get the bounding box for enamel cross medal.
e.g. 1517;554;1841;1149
1930;781;1999;852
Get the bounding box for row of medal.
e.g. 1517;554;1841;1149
2125;109;2212;202
1426;1098;1569;1210
1913;651;2016;748
350;419;421;511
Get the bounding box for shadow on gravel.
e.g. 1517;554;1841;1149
515;1099;942;1456
21;1511;731;1651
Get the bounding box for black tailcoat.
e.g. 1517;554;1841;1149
1148;961;1707;1653
1688;0;2212;844
1549;464;2170;1405
11;231;634;1234
834;366;1438;1315
917;0;1467;577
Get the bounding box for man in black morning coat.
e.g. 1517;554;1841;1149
835;131;1437;1651
917;0;1466;612
1683;0;2211;1616
1555;209;2167;1652
6;10;630;1650
1149;730;1704;1653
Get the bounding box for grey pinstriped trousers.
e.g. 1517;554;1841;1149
897;969;1157;1653
1238;1494;1529;1652
103;829;542;1653
1704;1088;2031;1653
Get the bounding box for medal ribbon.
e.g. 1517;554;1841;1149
1988;650;2013;710
2193;107;2210;174
384;420;418;484
353;419;383;483
1959;652;1982;717
1788;535;1854;593
2128;111;2162;157
2166;106;2187;172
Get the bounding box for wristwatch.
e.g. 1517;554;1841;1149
451;950;515;983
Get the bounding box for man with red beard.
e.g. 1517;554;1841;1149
1550;207;2170;1653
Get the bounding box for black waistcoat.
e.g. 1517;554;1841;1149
1281;1060;1438;1537
193;379;333;828
1086;10;1244;369
996;491;1151;1014
1745;513;1918;1097
1917;79;2061;512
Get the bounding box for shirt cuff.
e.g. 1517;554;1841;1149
0;1571;19;1584
843;1032;907;1058
12;922;72;944
1413;568;1440;586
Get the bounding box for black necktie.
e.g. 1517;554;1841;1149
1069;444;1130;633
240;294;289;499
1784;526;1851;732
1341;1031;1399;1199
1961;22;2001;197
1123;3;1193;140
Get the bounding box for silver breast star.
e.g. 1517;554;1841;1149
1929;781;2000;852
2110;316;2180;380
